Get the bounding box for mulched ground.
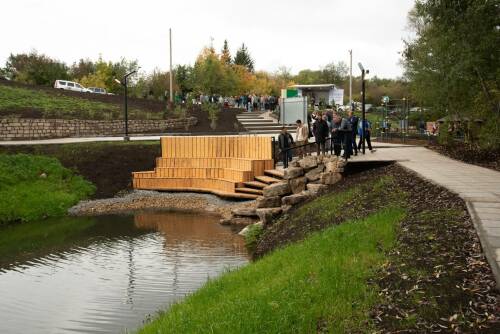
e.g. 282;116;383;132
375;137;500;172
431;144;500;172
371;166;500;333
253;163;500;332
168;106;245;134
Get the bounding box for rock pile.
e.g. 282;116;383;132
226;155;346;235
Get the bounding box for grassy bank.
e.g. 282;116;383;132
140;172;407;333
0;141;160;198
0;84;162;120
0;153;95;224
140;208;405;333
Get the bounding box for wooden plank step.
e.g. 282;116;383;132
255;175;282;184
243;181;268;189
264;169;285;179
235;187;264;195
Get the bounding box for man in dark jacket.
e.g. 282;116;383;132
331;113;344;156
313;114;329;155
347;110;359;156
278;126;294;168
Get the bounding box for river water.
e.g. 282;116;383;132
0;211;248;334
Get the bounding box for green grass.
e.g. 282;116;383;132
0;85;162;120
0;154;95;224
140;206;406;333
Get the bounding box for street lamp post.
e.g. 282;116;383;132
358;63;369;154
116;70;137;141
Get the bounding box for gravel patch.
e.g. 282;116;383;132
69;190;255;219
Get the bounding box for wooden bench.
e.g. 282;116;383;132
132;136;274;198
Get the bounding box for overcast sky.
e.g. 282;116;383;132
0;0;415;78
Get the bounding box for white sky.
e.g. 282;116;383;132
0;0;415;78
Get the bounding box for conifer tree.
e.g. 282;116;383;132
234;43;254;72
221;40;232;65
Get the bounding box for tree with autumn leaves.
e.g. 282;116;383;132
189;42;285;96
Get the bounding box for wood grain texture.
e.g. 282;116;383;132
134;136;274;197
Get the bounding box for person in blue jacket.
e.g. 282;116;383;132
357;119;373;151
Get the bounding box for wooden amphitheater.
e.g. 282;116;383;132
132;136;283;199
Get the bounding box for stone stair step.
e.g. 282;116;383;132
264;169;285;179
235;187;264;195
243;181;268;189
255;175;282;184
244;125;295;130
238;120;275;124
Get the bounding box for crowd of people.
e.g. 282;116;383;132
189;94;279;111
278;109;375;167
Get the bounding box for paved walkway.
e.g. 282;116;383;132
0;132;283;146
351;143;500;288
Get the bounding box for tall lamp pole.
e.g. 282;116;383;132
358;62;369;154
349;49;353;109
169;28;174;109
116;70;137;141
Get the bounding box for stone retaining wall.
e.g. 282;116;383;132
0;117;197;140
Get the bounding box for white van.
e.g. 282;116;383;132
54;80;91;93
87;87;107;94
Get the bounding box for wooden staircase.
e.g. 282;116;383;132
234;169;285;198
133;136;276;199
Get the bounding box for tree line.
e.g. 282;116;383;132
0;41;408;106
403;0;499;149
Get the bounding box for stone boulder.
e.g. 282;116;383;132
256;208;283;226
256;196;282;208
220;217;257;226
289;158;300;168
298;156;318;170
231;208;257;217
325;161;338;173
305;165;324;182
306;183;328;196
283;166;304;180
281;204;293;214
282;193;309;206
320;172;342;185
289;176;307;194
262;182;291;197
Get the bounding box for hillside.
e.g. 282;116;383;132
0;79;166;120
0;79;245;133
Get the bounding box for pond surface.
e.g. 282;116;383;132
0;211;248;334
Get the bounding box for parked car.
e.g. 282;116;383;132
54;80;91;93
87;87;107;94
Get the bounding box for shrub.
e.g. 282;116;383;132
244;223;263;252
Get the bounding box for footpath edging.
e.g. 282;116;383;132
466;202;500;289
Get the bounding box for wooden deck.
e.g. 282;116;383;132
132;136;275;198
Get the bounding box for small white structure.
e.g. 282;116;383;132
290;84;344;106
279;96;308;125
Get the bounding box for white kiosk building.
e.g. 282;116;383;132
290;84;344;107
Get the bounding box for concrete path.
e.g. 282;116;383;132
350;143;500;288
0;132;284;146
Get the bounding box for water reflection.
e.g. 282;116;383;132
0;210;248;334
